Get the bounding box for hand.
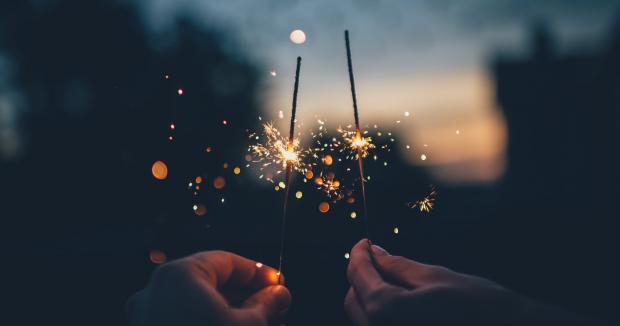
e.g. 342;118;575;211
344;239;603;326
128;251;291;326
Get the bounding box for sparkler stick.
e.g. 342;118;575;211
277;56;302;283
345;30;371;242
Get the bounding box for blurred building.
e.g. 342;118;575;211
493;19;619;220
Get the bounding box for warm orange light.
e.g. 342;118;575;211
151;161;168;180
213;176;226;189
233;167;241;175
195;176;202;184
323;155;333;166
314;177;323;185
193;204;207;216
268;270;280;284
305;170;314;179
319;202;330;213
223;163;229;169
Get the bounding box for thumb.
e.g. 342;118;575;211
242;285;291;324
371;247;437;288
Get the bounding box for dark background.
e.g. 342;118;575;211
1;0;619;325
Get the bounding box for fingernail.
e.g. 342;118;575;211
371;244;389;256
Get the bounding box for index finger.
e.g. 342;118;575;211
347;239;386;302
186;251;282;291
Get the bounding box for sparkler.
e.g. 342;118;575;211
345;30;372;240
277;56;302;283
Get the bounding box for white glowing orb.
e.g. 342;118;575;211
290;29;306;44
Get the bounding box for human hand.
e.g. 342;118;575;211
344;239;582;326
128;251;291;326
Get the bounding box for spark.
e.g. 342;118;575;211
404;111;410;117
339;128;375;160
177;88;184;95
344;252;350;259
408;187;438;213
270;70;277;77
256;262;263;268
248;122;311;178
393;227;399;234
420;154;427;161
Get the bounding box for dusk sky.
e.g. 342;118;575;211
3;0;618;182
136;0;618;183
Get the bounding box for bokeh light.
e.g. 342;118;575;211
289;29;306;44
323;154;333;166
193;204;207;216
319;202;330;213
213;176;226;189
149;250;167;264
151;160;168;180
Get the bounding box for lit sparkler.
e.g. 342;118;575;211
345;30;372;240
277;56;302;283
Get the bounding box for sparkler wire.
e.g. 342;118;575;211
345;30;371;242
277;57;301;283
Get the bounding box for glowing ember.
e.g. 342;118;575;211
233;167;241;175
